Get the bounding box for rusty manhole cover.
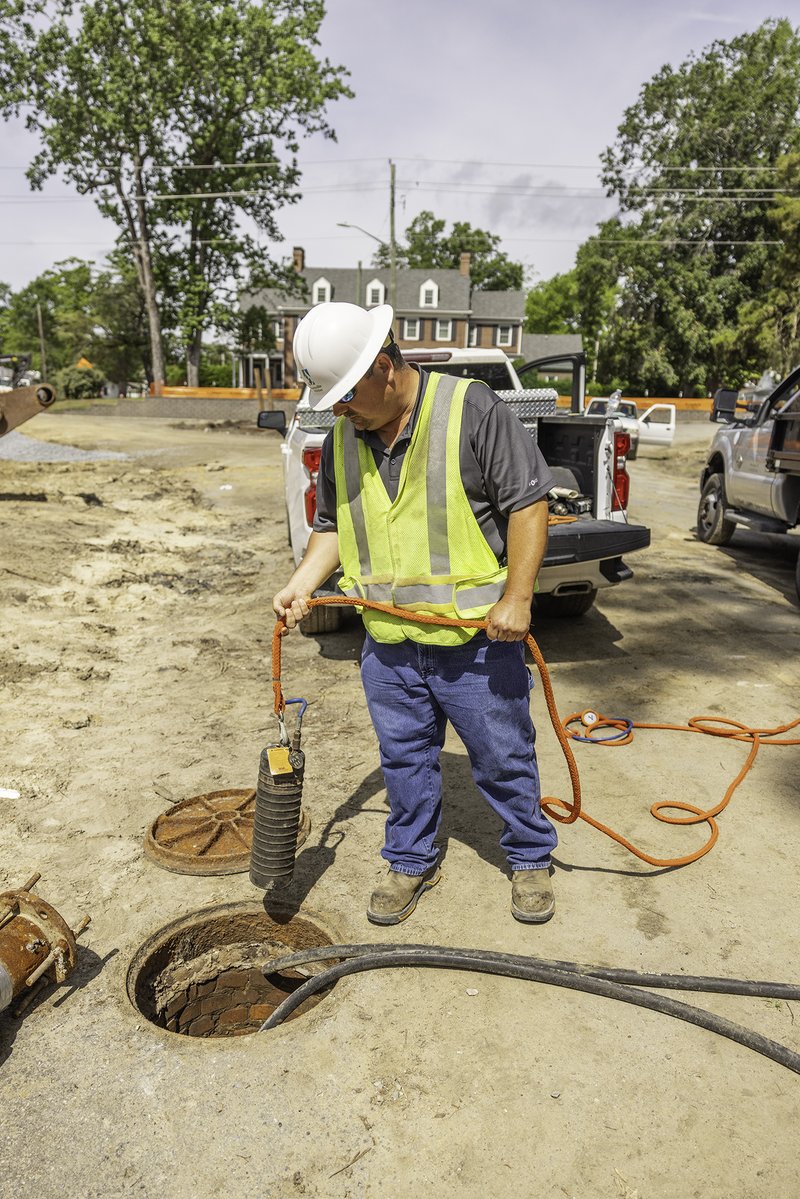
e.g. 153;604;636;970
126;901;340;1037
143;788;310;876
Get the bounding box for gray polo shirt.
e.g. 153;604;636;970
312;365;554;559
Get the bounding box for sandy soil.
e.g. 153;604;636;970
1;412;799;1199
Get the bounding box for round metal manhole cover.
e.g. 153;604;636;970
143;788;311;876
126;901;340;1037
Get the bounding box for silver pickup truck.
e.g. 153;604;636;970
697;366;800;600
260;348;651;633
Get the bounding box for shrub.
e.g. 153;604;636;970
199;361;236;387
52;365;106;399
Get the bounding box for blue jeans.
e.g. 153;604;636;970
360;632;557;875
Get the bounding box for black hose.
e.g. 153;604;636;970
262;942;800;1000
258;944;800;1075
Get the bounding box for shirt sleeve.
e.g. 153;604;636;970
464;382;555;516
311;430;338;534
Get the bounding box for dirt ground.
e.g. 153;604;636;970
1;411;798;1199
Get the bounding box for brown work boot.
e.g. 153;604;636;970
367;864;441;925
511;868;555;924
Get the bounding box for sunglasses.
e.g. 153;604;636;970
337;332;396;405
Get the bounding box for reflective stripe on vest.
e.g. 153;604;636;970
332;371;507;644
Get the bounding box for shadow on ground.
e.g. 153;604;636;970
0;945;112;1068
715;528;799;606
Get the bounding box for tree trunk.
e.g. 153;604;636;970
132;159;165;391
186;330;202;389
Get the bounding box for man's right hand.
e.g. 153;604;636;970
271;531;342;635
272;586;312;633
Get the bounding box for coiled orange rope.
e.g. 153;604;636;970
272;597;800;869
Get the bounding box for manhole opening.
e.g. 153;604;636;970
126;902;339;1038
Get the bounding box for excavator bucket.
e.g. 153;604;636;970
0;383;57;438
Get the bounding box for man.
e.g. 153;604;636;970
273;302;558;925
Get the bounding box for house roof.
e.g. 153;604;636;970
471;290;525;321
520;333;584;361
244;267;472;316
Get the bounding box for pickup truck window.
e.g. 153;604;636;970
587;400;639;419
429;362;516;390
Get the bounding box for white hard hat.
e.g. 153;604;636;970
293;302;395;411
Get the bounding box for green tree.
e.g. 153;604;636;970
0;0;351;387
89;253;151;392
375;210;524;291
0;259;97;376
595;18;800;393
0;256;154;391
525;271;581;334
735;152;800;376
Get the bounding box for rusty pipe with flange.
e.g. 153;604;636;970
0;874;90;1014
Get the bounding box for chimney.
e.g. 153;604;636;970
292;246;305;273
459;251;471;278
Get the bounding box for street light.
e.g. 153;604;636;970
337;214;397;318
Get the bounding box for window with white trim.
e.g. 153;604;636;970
435;318;452;342
272;319;282;340
403;318;420;340
468;325;478;347
496;325;513;348
312;277;330;304
419;279;439;307
366;278;385;307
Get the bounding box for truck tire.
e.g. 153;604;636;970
299;603;343;636
697;473;735;546
534;589;597;618
795;549;800;606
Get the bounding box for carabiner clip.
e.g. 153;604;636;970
276;698;308;750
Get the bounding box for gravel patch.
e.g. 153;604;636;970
0;430;128;462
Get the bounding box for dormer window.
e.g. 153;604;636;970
419;279;439;307
312;277;330;304
366;278;385;307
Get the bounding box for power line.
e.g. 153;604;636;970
0;156;792;175
1;182;794;204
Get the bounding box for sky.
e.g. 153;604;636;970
0;1;795;294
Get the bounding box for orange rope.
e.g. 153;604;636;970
272;598;800;870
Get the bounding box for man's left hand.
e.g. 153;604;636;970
485;596;532;642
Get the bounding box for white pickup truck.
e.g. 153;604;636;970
259;347;651;633
583;396;676;459
698;366;800;601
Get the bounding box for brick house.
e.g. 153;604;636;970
238;247;526;389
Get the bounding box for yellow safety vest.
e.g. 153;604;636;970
333;371;508;645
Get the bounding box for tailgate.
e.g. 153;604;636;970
543;519;650;566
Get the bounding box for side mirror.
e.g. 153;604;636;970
711;389;738;423
257;409;286;435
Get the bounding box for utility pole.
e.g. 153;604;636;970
389;159;397;323
35;301;47;382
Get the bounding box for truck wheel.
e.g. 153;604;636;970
697;473;735;546
299;604;343;636
534;589;597;618
795;550;800;606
